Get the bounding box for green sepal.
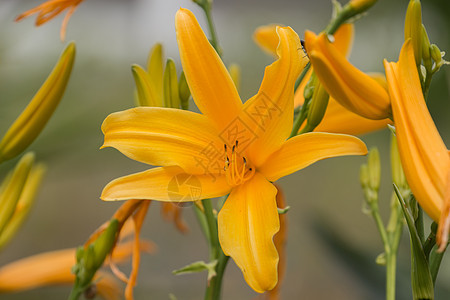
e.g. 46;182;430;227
394;184;434;300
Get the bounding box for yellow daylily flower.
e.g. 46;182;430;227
384;40;450;251
101;8;367;292
305;30;391;120
255;23;391;135
15;0;84;41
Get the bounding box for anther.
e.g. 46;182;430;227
232;145;235;153
243;157;247;165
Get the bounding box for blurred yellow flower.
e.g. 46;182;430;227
254;23;391;135
384;40;450;251
101;8;367;292
15;0;84;41
305;30;391;120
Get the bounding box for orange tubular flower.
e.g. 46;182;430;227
15;0;84;41
101;8;367;292
305;30;391;120
0;239;146;299
254;24;391;135
384;40;450;251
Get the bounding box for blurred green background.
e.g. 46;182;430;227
0;0;449;299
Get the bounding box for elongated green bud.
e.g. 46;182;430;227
367;148;381;191
163;59;180;109
305;82;329;130
421;25;432;71
0;163;46;250
0;43;75;163
147;43;164;101
404;0;422;66
0;153;35;235
131;64;162;107
348;0;377;13
390;134;407;191
92;219;119;269
430;44;443;69
178;71;191;110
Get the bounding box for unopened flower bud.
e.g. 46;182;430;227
367;148;381;191
0;163;46;250
147;43;164;101
404;0;422;66
305;82;329;131
421;25;432;70
163;59;181;109
0;153;35;235
131;64;161;107
178;71;191;110
0;43;75;163
348;0;377;14
228;64;241;93
430;44;442;67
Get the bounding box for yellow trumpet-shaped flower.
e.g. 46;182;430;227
15;0;85;41
384;40;450;251
305;30;391;120
101;8;367;292
254;24;391;135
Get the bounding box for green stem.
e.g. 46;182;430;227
386;252;397;300
193;204;210;242
201;198;229;300
68;287;83;300
202;199;219;259
370;202;390;249
200;2;221;56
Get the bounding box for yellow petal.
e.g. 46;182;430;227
265;184;287;300
101;166;231;202
384;40;449;222
333;23;354;58
243;26;307;167
313;97;391;135
294;24;353;109
102;107;224;175
253;24;283;57
218;172;279;293
175;8;242;131
259;132;367;181
306;31;391;120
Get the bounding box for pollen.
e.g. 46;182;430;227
223;141;255;186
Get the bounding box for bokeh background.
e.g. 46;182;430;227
0;0;449;299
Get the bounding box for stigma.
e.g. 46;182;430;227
223;141;255;186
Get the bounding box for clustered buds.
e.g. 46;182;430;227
132;44;192;110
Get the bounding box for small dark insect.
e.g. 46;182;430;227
299;39;308;58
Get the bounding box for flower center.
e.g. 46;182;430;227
223;141;255;186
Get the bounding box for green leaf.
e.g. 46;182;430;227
173;260;218;281
394;184;434;300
